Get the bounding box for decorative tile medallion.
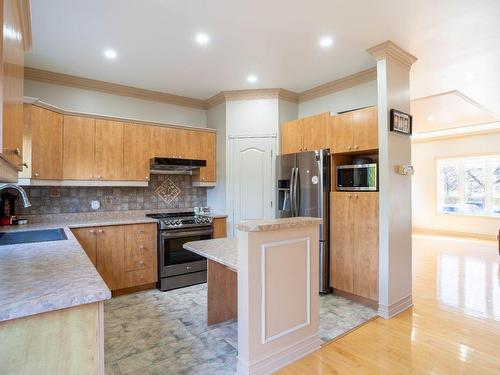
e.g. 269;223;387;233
155;177;182;204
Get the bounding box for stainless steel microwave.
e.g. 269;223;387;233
336;163;378;191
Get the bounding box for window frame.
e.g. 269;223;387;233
436;154;500;218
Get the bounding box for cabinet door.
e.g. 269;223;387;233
123;123;151;181
212;217;227;238
94;120;124;180
329;112;353;154
96;225;125;291
1;0;24;168
280;119;302;154
31;106;63;179
63;115;95;180
174;128;190;158
353;192;379;300
151;126;176;158
302;113;329;151
123;224;157;287
195;131;216;183
353;107;378;152
72;227;97;267
330;192;354;293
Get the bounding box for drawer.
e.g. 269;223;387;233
124;268;158;289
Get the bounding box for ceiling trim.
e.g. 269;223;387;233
24;67;207;110
298;67;376;103
411;121;500;143
366;40;417;69
206;88;299;109
19;0;32;50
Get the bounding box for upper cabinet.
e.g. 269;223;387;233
123;123;151;181
22;104;217;185
31;106;63;180
0;0;31;181
94;120;124;180
329;107;378;154
63;115;95;180
280;113;330;155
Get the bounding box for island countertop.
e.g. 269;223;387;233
0;226;111;323
184;238;237;271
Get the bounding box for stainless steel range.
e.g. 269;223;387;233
146;211;213;291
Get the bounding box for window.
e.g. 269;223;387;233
437;155;500;217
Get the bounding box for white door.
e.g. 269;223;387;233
229;137;276;237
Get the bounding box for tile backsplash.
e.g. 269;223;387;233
16;175;207;216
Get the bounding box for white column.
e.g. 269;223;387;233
367;41;417;319
235;219;321;375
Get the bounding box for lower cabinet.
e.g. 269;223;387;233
330;191;379;301
212;217;227;238
72;223;157;291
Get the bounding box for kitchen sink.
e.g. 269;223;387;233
0;228;67;246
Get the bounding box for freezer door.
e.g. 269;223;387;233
275;153;297;218
296;150;330;239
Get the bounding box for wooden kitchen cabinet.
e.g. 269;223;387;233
330;191;379;301
72;223;158;292
72;227;97;266
151;125;176;158
280;119;302;155
123;223;157;288
212;217;227;238
31;106;63;179
193;131;216;183
94;120;124;180
62;115;95;180
329;107;378;154
280;113;330;155
123;123;151;181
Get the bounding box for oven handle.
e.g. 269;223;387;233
161;228;213;239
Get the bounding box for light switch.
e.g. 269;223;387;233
91;200;100;210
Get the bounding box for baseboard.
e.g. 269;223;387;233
237;334;322;375
378;294;412;319
412;227;497;242
332;288;379;309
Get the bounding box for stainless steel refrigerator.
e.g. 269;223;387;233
276;149;330;294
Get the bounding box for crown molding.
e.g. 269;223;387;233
298;67;376;103
206;88;299;109
24;67;207;110
366;40;417;69
19;0;32;50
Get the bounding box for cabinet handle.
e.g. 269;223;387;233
140;245;144;249
354;145;358;150
145;177;149;181
98;229;104;233
139;260;144;265
89;229;96;234
34;172;39;178
347;146;351;150
5;148;22;158
97;176;102;179
355;194;359;199
17;163;28;169
348;194;352;199
89;175;93;179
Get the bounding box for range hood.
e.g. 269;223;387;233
150;157;206;174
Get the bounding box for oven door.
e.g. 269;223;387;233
159;227;212;277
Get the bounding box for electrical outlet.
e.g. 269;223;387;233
91;200;100;210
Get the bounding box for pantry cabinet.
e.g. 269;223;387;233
31;106;63;180
329;107;378;154
280;113;330;155
72;223;158;292
330;191;378;301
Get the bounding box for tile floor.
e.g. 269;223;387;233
105;284;376;375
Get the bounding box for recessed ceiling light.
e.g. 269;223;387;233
195;33;210;45
103;49;117;59
427;115;435;122
247;75;258;83
319;36;334;48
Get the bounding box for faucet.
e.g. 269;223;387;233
0;183;31;208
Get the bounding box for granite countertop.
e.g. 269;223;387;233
235;217;322;232
201;213;228;219
0;226;111;322
184;238;237;271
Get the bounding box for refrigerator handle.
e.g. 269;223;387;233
289;167;295;216
294;167;300;216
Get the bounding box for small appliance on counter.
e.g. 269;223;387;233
336;157;378;192
194;206;210;215
0;191;17;226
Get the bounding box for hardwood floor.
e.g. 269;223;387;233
279;235;500;374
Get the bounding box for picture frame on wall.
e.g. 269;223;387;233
390;109;412;135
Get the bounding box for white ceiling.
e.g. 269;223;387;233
26;0;500;118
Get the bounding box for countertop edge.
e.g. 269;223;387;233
235;217;322;232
